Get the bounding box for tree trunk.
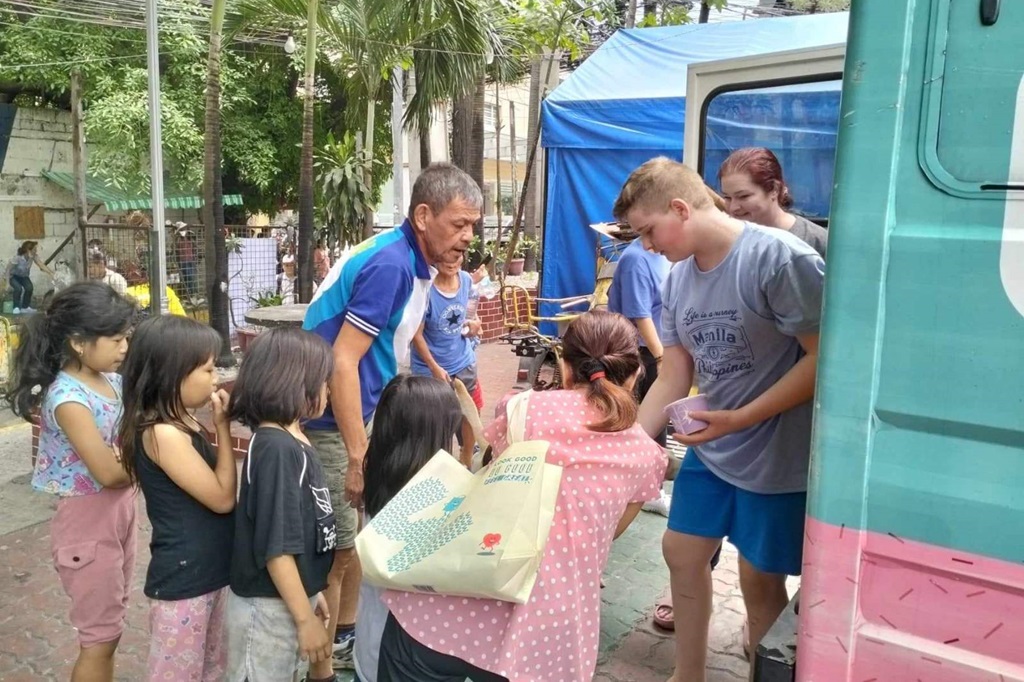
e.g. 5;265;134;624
699;1;711;23
391;68;406;226
469;77;486;245
625;0;638;27
202;0;233;366
451;77;485;244
362;93;377;240
521;59;544;273
420;131;432;166
415;60;432;166
298;0;319;303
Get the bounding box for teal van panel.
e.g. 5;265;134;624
809;0;1024;562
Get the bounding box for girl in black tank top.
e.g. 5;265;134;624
118;316;238;681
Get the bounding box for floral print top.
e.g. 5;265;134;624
33;371;123;497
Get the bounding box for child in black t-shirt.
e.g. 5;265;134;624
226;328;338;681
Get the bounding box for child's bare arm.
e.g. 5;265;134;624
637;344;694;438
146;389;235;513
55;403;128;487
412;322;449;383
613;502;645;540
267;555;332;664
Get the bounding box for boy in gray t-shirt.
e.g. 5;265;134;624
660;223;823;493
613;157;824;681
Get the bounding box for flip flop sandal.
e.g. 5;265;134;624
743;621;751;661
652;595;675;631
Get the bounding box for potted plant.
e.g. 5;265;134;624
507;237;537;276
237;291;283;353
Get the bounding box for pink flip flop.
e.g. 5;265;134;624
652;595;674;631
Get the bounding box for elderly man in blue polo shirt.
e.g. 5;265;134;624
302;163;480;677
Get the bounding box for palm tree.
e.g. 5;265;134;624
203;0;235;366
409;2;524;247
238;0;491;242
326;0;493;238
298;0;319;303
450;78;486;242
236;0;321;300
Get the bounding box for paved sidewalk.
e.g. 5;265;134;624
0;342;790;681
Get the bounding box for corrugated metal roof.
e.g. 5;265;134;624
41;171;243;212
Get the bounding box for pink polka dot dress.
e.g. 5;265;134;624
385;389;666;681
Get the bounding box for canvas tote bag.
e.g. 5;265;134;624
356;391;561;603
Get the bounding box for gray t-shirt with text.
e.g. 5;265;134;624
661;224;825;493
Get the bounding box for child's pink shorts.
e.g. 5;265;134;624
50;485;138;646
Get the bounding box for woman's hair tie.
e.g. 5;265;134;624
580;357;607;383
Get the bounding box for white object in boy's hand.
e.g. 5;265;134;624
664;394;710;435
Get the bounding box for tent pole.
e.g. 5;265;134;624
145;0;168;314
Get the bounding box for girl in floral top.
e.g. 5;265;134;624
6;282;138;681
381;310;667;682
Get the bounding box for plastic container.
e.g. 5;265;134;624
463;295;479;337
664;394;710;435
476;275;499;300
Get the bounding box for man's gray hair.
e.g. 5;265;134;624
408;163;483;217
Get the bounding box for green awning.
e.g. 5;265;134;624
41;171;243;213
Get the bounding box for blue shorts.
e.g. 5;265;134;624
667;450;806;576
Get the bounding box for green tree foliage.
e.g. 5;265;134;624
0;0;378;217
788;0;851;12
316;131;382;247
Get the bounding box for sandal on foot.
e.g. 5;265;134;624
652;595;675;631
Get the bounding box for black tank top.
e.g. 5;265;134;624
136;428;234;600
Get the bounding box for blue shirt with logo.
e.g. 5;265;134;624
410;271;476;376
303;220;435;427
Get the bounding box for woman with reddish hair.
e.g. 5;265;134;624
718;147;828;258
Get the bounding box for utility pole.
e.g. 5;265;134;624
145;0;168;313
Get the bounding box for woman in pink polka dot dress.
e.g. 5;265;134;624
382;311;667;681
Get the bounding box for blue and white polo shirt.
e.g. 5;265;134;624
303;219;435;428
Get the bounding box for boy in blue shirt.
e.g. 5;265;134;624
411;254;482;466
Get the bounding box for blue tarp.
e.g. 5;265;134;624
539;12;849;331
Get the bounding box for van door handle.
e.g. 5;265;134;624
981;0;1000;26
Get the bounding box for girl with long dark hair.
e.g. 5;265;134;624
118;315;235;681
6;281;137;681
355;374;463;681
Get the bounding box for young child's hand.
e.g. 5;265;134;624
314;592;331;628
431;366;452;384
298;618;332;664
210;389;231;428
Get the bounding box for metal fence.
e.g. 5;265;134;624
83;222;291;330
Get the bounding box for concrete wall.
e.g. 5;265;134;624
0;105;79;296
0;104;205;305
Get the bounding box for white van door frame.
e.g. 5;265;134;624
683;44;847;175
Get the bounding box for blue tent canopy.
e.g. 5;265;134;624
539;13;849;331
